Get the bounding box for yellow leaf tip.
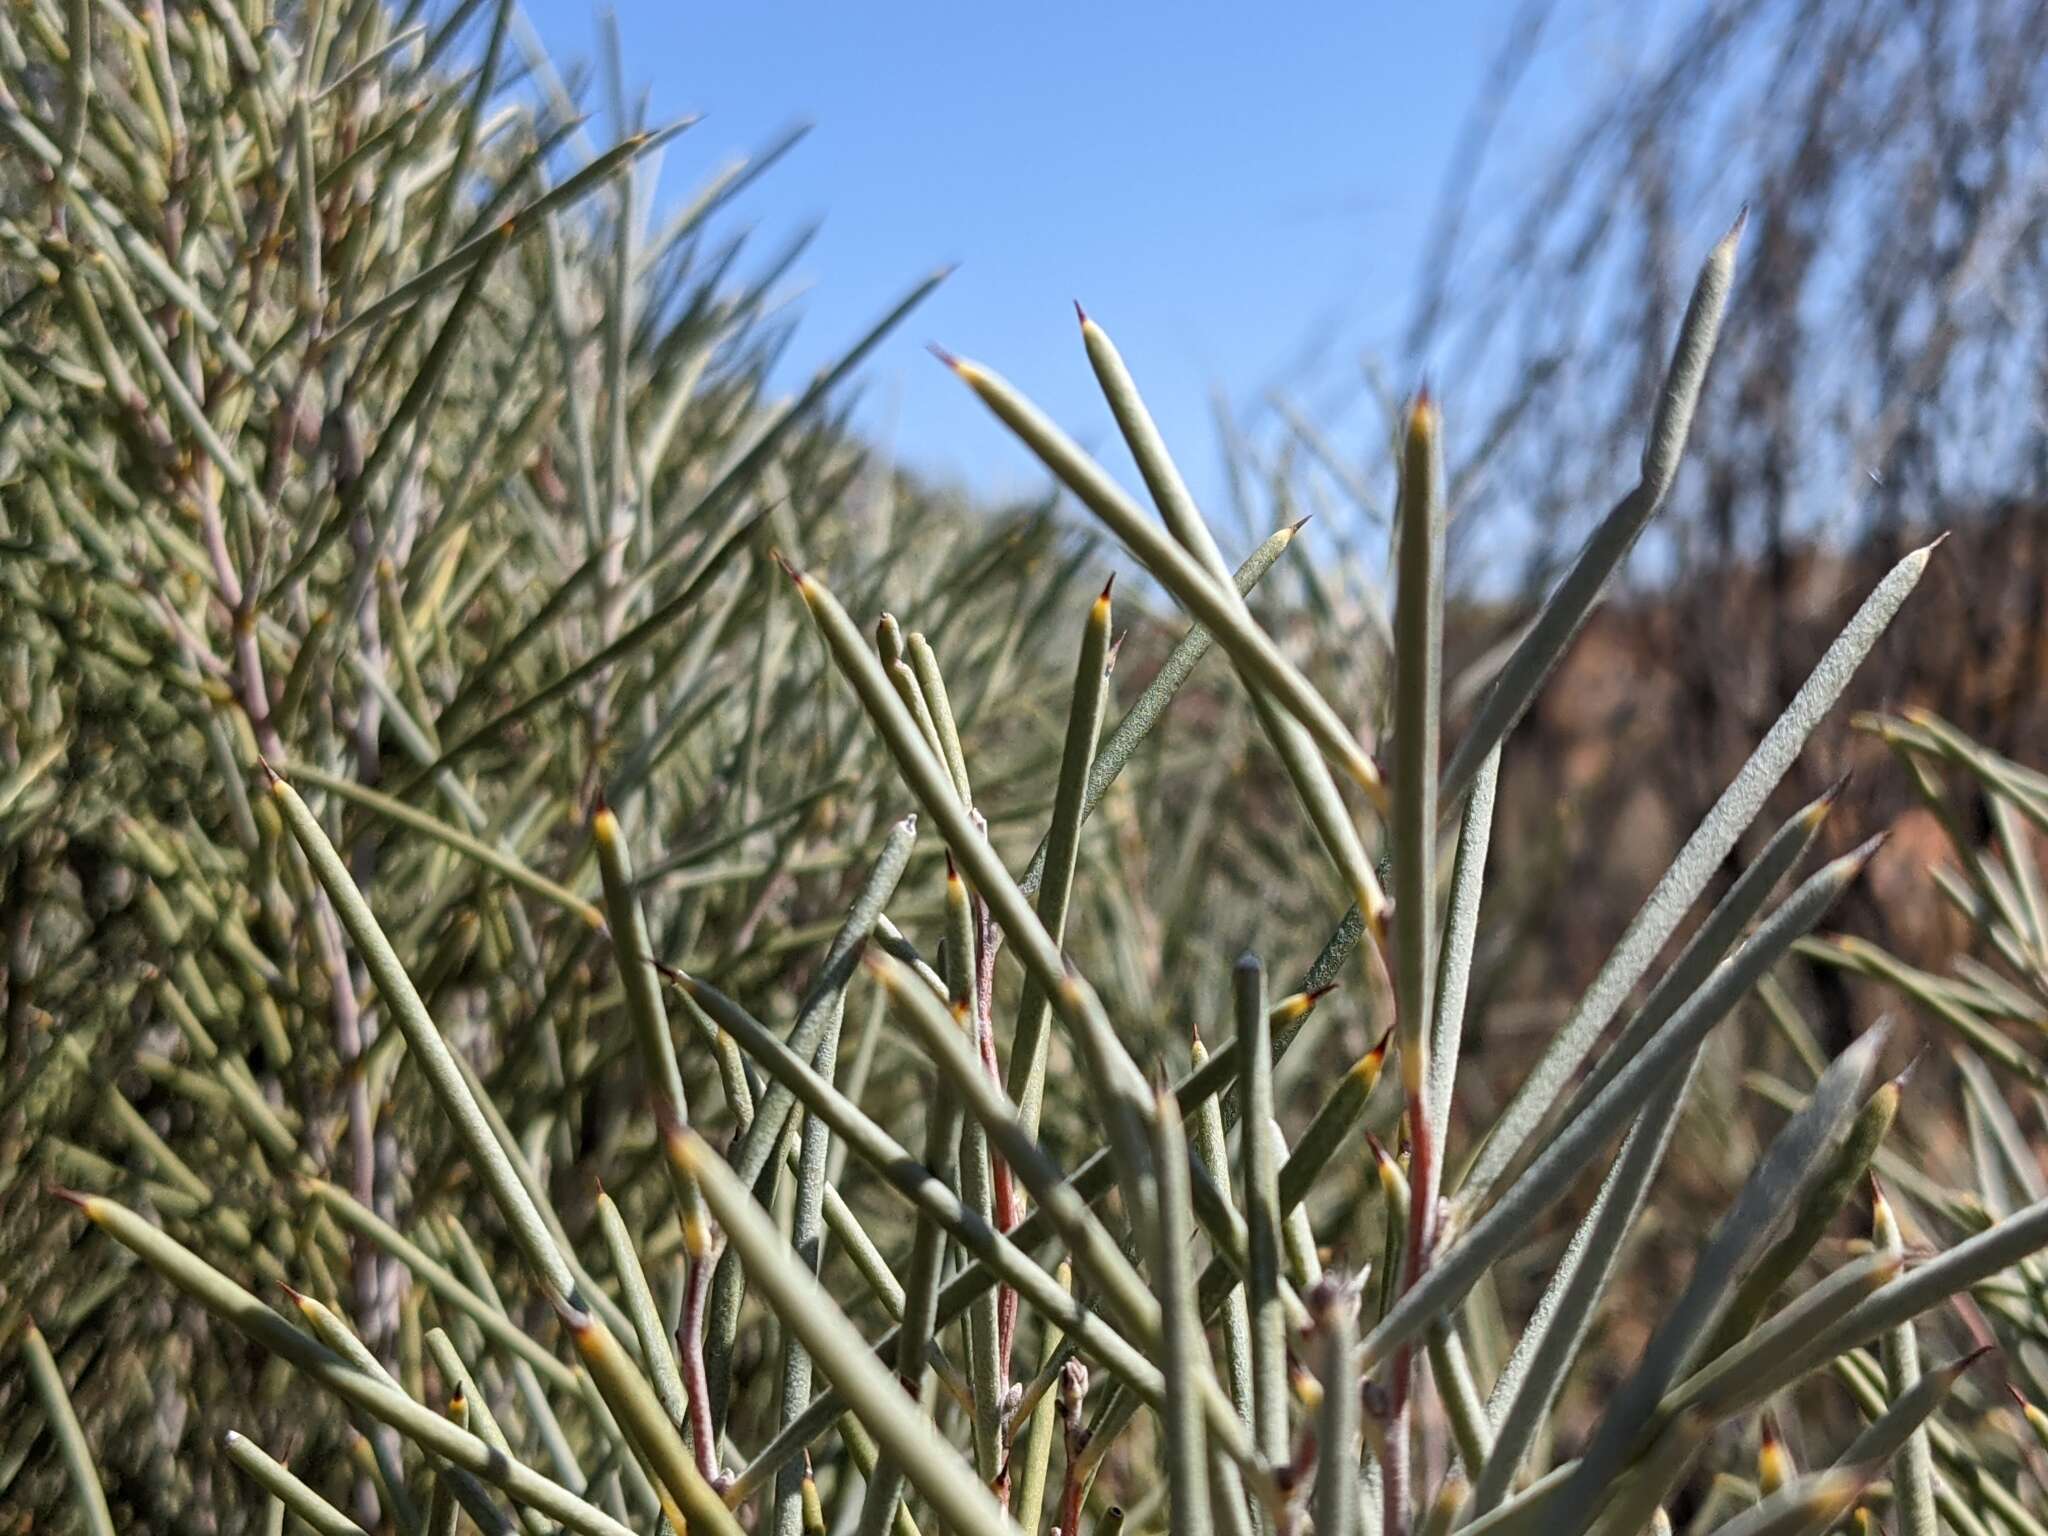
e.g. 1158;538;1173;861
1410;382;1436;419
1816;771;1853;814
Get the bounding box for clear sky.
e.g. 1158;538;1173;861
517;2;1578;517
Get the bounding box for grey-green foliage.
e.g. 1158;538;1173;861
1794;709;2048;1525
6;4;2047;1535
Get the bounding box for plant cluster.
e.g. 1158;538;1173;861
7;5;2048;1536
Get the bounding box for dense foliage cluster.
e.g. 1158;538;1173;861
7;5;2048;1536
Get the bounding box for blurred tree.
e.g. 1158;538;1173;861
1385;0;2048;1038
1412;0;2048;579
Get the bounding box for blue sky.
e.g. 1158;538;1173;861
519;2;1579;516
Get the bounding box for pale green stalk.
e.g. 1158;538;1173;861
1429;1321;1492;1473
906;630;973;806
436;1223;601;1510
940;352;1384;804
593;800;711;1260
224;1431;368;1536
426;1392;465;1536
300;1177;580;1394
666;966;1167;1404
63;1192;636;1536
863;949;1272;1498
594;1189;689;1432
674;1131;1022;1536
1009;577;1112;1139
945;855;1006;1486
784;558;1159;1186
703;813;918;1426
1012;1262;1071;1533
1427;744;1500;1153
1360;840;1876;1376
1562;785;1841;1125
425;1329;554;1536
1700;1472;1870;1536
1016;522;1304;901
773;1034;852;1536
268;768;578;1302
854;953;963;1536
1469;1059;1700;1518
1144;1075;1215;1536
1439;211;1746;803
1080;307;1389;935
1454;543;1936;1214
1383;389;1447;1536
1236;953;1287;1467
1310;1283;1362;1536
1707;1070;1900;1355
1190;1029;1255;1428
285;1289;426;1535
1874;1184;1938;1536
289;758;605;926
21;1323;115;1536
1554;1022;1891;1527
1271;1116;1323;1292
555;1290;741;1536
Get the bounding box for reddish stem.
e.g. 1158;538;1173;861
678;1246;726;1487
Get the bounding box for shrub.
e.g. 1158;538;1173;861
5;4;2043;1536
